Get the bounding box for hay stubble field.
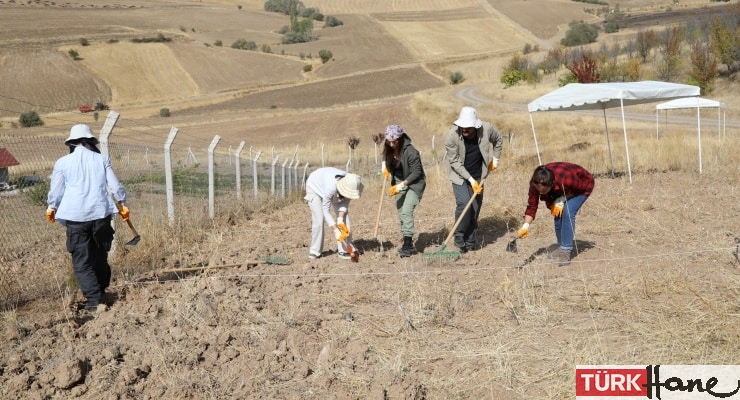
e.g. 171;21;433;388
1;0;739;398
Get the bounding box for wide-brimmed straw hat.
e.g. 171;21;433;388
336;173;363;199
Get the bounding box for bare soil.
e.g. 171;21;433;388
1;0;739;399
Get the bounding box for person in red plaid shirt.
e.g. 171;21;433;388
517;162;594;266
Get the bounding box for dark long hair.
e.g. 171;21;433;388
382;135;405;165
68;138;101;154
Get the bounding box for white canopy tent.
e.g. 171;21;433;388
655;97;726;174
528;81;701;183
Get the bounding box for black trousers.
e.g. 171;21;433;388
65;216;114;308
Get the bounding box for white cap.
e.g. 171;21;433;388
454;106;482;129
65;124;97;145
336;174;364;199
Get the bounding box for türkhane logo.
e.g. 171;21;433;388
576;365;740;399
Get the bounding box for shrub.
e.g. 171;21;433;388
303;64;312;72
561;22;599;47
558;73;578;86
449;71;464;84
160;108;171;118
605;20;619;33
500;70;522;87
261;44;272;53
324;16;343;28
68;49;80;60
214;40;223;47
318;49;333;63
264;0;303;14
19;111;44;127
282;32;311;44
79;38;89;46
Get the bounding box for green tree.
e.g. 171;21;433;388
709;16;740;75
19;111;44;127
561;22;599;47
318;49;333;63
636;29;656;63
689;41;719;94
449;71;464;84
68;49;80;60
656;26;683;82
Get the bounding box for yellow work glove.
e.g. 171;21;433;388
517;223;530;239
336;218;350;242
488;158;499;171
381;161;390;180
388;181;406;196
119;204;130;222
45;207;56;223
550;196;565;218
468;177;483;195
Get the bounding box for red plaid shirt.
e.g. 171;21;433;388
525;162;594;219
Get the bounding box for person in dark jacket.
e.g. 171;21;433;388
381;124;426;257
517;162;595;266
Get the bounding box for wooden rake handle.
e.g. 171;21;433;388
373;177;388;238
441;177;487;247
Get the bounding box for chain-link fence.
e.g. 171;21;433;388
0;112;389;308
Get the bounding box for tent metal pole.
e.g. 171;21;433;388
619;99;632;184
603;109;615;178
529;112;542;165
698;107;702;174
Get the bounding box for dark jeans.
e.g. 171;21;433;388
452;182;483;249
65;216;114;308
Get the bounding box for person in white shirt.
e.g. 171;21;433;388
46;124;129;313
304;167;363;260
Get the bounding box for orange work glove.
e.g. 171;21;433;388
381;161;390;180
468;177;483;195
119;204;130;222
388;182;406;196
336;217;350;242
46;207;56;223
517;223;530;239
550;196;565;218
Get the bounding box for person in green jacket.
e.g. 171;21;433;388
381;124;426;257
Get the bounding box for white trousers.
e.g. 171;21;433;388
306;192;352;256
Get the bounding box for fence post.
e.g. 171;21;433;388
164;128;179;226
287;158;294;195
208;135;221;219
302;163;309;189
271;155;279;195
235;141;245;201
281;158;289;198
98;111;119;158
252;150;262;199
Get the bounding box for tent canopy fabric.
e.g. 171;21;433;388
527;81;701;183
656;97;725;110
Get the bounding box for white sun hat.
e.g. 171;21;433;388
336;173;364;199
453;106;482;129
64;124;98;145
